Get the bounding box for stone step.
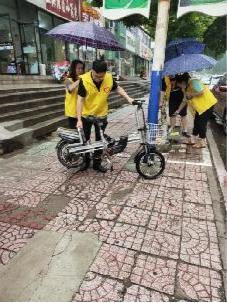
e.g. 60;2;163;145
0;115;67;154
0;103;63;123
0;95;65;114
0;85;64;95
23;109;64;127
0;88;64;104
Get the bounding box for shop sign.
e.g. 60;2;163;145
26;0;81;21
0;43;14;51
46;0;80;21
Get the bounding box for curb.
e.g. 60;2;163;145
207;128;227;213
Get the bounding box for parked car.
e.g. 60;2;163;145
209;74;223;90
212;74;227;134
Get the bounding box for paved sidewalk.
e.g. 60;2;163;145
0;104;226;301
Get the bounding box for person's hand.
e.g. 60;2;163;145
77;119;83;129
173;110;180;116
127;97;134;104
186;92;192;99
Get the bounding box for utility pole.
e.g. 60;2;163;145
148;0;170;124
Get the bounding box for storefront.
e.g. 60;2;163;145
0;0;81;75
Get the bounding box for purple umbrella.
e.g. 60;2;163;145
165;38;205;61
163;53;217;75
46;21;124;51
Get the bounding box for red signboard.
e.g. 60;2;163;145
45;0;81;21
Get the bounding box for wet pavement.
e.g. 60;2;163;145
209;119;226;170
0;104;226;301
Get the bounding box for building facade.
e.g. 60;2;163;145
0;0;153;77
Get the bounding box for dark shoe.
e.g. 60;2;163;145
182;131;191;138
93;159;107;173
80;155;90;171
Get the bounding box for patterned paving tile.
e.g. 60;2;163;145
118;207;150;227
107;223;146;251
0;248;16;265
177;263;224;301
77;219;114;241
148;212;182;236
90;244;135;280
95;201;122;220
114;170;138;183
0;221;11;233
76;179;111;202
185;164;207;173
61;198;96;221
2;190;48;207
0;224;35;252
124;284;169;302
180;218;222;270
184;189;212;205
183;203;214;221
72;272;124;302
141;230;180;259
163;163;185;179
33;181;62;194
157;187;184;200
126;183;158;210
131;254;177;295
105;181;135;205
44;212;80;233
153;198;183;216
164;178;185;189
54;183;81;197
185;171;208;181
184;180;209;192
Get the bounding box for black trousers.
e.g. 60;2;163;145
192;107;213;139
68;117;77;129
82;117;108;159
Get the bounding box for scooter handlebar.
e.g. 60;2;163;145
132;99;146;106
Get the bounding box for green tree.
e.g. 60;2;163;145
203;17;226;57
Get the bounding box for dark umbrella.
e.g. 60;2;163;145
165;38;205;61
46;21;124;51
163;53;217;76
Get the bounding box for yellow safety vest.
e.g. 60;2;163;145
64;77;78;118
187;80;217;115
81;71;113;117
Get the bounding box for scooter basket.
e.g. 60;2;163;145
146;123;167;145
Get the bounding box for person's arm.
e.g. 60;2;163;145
76;79;87;128
76;95;84;128
116;85;134;104
65;79;80;93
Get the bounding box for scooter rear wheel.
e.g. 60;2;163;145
56;140;86;169
135;150;165;179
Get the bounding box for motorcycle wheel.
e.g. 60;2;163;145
56;140;86;169
135;150;165;179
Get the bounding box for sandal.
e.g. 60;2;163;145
192;143;206;148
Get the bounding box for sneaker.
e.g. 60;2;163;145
93;159;107;173
93;164;107;173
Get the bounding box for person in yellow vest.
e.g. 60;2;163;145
175;74;217;148
160;74;189;137
77;60;134;172
64;60;85;129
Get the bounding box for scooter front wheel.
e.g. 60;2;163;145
135;150;165;179
56;140;86;169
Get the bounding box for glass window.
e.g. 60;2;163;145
0;15;15;73
38;10;53;30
